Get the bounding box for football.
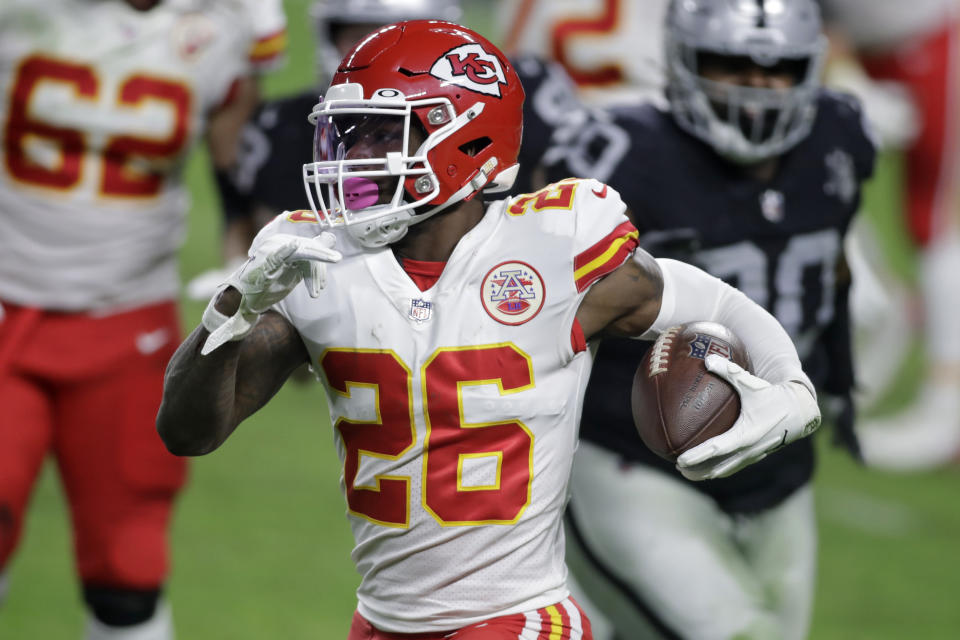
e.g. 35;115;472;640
631;321;751;462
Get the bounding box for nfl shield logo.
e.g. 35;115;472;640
688;334;733;361
409;299;432;322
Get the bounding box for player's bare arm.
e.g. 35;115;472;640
157;290;306;456
158;230;341;455
575;248;664;340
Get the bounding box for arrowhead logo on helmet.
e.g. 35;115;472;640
430;44;507;97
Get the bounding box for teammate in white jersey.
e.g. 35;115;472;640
0;1;284;638
156;20;822;638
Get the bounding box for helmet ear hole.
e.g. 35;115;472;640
458;137;492;157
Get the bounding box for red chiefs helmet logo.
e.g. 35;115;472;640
430;44;507;97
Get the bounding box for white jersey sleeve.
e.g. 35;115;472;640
241;0;287;71
506;177;638;293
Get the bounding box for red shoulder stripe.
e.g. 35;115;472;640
573;220;639;292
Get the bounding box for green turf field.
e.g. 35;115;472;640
1;1;958;637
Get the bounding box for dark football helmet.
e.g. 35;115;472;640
665;0;827;163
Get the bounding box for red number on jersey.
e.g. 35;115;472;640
4;56;96;190
3;54;192;198
551;0;625;87
507;180;578;216
422;345;534;524
101;75;192;197
321;349;415;527
319;345;536;527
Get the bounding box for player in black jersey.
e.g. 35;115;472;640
542;1;875;638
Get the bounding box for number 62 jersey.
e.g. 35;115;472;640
0;0;263;311
268;178;638;633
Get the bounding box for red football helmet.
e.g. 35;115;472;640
302;20;525;247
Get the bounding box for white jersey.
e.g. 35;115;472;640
498;0;669;107
242;0;287;71
0;0;256;310
821;0;959;50
268;179;639;632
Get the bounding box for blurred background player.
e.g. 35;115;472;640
0;0;285;638
186;0;463;300
497;0;669;107
542;1;874;638
818;0;960;470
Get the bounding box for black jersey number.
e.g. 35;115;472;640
543;114;630;183
695;229;842;360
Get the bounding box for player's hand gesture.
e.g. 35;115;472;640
201;232;341;355
675;354;821;480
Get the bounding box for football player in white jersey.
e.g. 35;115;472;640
0;1;284;638
157;20;822;639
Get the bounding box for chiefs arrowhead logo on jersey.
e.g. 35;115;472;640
481;261;545;325
430;44;507;97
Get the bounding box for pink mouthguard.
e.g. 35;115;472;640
342;177;380;209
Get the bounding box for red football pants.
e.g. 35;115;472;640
347;598;593;639
0;300;187;588
861;22;960;246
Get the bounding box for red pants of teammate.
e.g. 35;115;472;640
347;598;593;640
0;300;186;588
861;22;960;246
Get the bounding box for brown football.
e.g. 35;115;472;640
631;321;751;462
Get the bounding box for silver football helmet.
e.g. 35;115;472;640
312;0;463;82
665;0;827;163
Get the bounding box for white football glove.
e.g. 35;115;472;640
201;232;341;355
675;354;821;481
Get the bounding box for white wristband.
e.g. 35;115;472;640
201;286;232;334
201;287;260;343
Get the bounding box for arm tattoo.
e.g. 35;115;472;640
234;312;309;422
157;311;307;455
